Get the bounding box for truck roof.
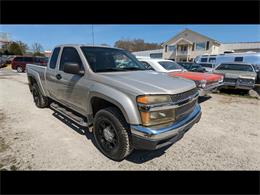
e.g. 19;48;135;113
54;44;123;50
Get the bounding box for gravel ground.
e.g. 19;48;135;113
0;68;260;170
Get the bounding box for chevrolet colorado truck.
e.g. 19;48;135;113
26;45;201;161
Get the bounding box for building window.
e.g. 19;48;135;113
168;45;176;52
196;42;206;50
165;45;168;52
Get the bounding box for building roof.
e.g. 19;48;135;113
132;48;163;56
171;37;193;45
162;28;221;46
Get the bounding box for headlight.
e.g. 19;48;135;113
219;76;224;83
195;80;207;88
137;95;171;104
140;109;175;126
137;95;175;126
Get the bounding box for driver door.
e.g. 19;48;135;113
55;47;87;114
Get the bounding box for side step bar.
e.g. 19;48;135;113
50;102;88;127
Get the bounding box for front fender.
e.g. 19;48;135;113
88;83;141;125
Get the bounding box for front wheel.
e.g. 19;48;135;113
93;107;133;161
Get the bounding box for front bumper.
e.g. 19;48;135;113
131;104;201;150
199;82;223;96
222;82;255;90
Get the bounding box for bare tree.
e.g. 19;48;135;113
32;43;43;53
114;39;162;52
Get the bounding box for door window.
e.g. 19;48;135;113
141;61;155;70
59;47;84;71
14;57;23;62
24;57;33;62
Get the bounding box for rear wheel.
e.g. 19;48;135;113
17;66;23;73
93;107;133;161
31;83;49;108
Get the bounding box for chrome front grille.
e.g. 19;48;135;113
224;78;237;83
239;78;254;84
170;88;198;103
175;99;197;121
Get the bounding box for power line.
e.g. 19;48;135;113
92;25;95;46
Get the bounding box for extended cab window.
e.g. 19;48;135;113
49;47;60;69
60;47;83;71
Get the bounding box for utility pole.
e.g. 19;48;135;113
92;25;95;46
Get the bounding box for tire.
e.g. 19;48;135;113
93;107;133;161
31;83;49;108
17;66;23;73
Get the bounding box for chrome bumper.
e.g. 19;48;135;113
131;104;201;141
199;82;223;96
222;82;254;90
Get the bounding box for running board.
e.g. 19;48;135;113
50;102;88;127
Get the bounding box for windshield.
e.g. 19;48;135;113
216;64;254;72
81;47;146;72
199;63;213;68
158;61;184;70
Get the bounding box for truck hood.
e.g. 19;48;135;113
168;71;222;82
93;71;196;95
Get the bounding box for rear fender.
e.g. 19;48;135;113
27;69;47;97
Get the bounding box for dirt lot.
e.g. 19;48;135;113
0;68;260;170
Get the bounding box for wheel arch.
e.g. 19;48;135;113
89;91;141;125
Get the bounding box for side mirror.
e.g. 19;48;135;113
63;62;84;75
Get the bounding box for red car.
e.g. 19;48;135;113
169;71;223;96
11;56;48;72
139;58;223;96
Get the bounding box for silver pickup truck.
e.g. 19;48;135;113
26;44;201;161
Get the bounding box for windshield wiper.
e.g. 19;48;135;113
96;67;145;72
95;68;124;72
120;67;145;71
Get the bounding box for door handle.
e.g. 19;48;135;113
56;74;62;80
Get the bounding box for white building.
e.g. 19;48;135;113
133;29;260;62
0;32;11;48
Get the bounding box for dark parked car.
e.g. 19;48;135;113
178;62;206;73
11;56;47;72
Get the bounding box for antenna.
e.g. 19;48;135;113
92;25;95;46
